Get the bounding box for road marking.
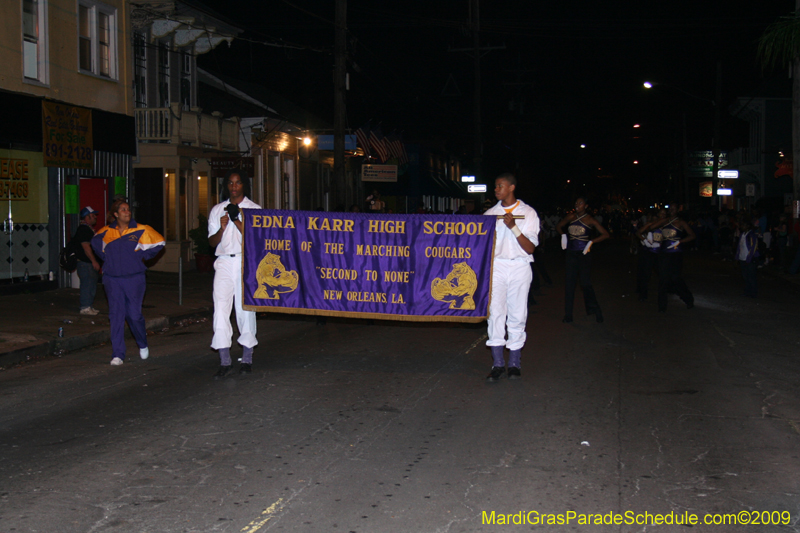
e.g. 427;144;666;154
714;325;735;347
466;334;487;354
241;498;284;533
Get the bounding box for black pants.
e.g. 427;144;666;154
564;250;600;317
657;253;693;311
530;248;553;291
636;250;658;298
739;260;757;297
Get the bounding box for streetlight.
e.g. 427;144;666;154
643;72;722;208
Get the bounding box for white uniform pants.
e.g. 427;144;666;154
211;255;258;350
487;259;532;350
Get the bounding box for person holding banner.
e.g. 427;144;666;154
484;173;540;382
208;170;262;379
556;197;609;324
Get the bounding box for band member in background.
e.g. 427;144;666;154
556;197;609;324
654;204;695;312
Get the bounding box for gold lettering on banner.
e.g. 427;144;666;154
264;239;292;251
252;215;295;229
317;267;358;280
307;217;354;232
323;290;343;300
368;220;407;234
346;291;387;303
423;221;488;236
424;247;472;259
384;271;412;283
324;242;345;254
391;293;406;304
355;244;410;257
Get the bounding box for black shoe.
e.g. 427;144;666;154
595;310;604;323
239;363;252;375
507;367;521;380
562;315;573;323
213;365;232;380
486;366;505;382
686;301;694;309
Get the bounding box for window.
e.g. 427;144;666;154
133;31;147;107
23;0;48;83
180;50;192;109
157;42;170;107
78;0;117;79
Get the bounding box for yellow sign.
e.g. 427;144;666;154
41;101;93;169
0;149;48;223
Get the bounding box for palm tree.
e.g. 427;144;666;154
758;10;800;202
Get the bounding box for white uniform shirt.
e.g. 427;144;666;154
208;197;262;256
484;199;540;262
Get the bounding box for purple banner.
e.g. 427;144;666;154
242;210;495;322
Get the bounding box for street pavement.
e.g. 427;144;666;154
1;242;800;532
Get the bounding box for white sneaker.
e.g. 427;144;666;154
80;307;99;315
90;307;101;314
139;347;149;360
110;357;124;366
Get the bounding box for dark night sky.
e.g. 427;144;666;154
196;0;794;207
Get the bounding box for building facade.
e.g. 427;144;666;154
1;0;136;292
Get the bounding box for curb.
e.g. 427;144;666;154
1;307;213;368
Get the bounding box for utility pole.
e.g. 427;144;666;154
472;0;481;182
710;61;722;209
334;0;347;208
448;0;504;182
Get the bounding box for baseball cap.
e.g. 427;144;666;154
80;206;99;218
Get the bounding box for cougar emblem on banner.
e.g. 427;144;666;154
253;252;299;300
430;262;478;310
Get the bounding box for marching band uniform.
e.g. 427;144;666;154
658;217;694;311
484;195;539;381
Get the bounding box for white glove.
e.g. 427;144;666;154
582;241;593;255
668;241;680;249
647;232;654;244
561;234;568;250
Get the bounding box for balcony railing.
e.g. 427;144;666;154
134;104;239;150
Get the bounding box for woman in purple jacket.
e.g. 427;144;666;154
92;202;165;365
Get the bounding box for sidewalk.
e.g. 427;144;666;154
0;270;215;367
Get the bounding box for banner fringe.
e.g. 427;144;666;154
243;305;486;323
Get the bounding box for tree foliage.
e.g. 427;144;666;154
758;12;800;70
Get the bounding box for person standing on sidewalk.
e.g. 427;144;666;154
653;204;696;312
556;197;609;323
92;201;165;366
74;206;102;315
483;173;539;382
737;218;759;297
208;170;261;379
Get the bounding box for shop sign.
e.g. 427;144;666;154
362;164;397;182
42;102;93;169
0;149;48;222
209;157;255;178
